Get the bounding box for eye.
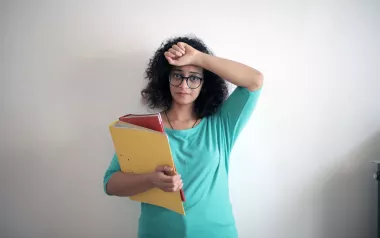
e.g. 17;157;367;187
173;73;182;79
189;76;201;81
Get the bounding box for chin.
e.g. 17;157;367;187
173;96;195;105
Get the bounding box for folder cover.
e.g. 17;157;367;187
109;120;185;215
118;113;186;202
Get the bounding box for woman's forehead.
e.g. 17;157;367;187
172;65;203;74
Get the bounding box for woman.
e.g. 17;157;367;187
103;36;263;238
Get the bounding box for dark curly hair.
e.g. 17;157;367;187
141;35;228;119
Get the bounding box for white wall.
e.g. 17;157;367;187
1;0;380;237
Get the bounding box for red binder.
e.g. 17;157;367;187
118;113;186;202
119;113;165;132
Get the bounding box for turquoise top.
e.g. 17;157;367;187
104;86;262;238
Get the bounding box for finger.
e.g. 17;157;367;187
164;187;175;192
157;172;171;183
173;182;182;192
162;182;177;191
163;166;174;172
164;54;178;66
164;170;176;176
177;42;186;51
174;174;182;182
163;181;182;192
174;181;183;191
161;183;175;189
164;168;177;176
173;181;183;192
164;51;176;59
171;174;181;183
161;174;181;183
156;165;174;173
156;165;169;173
167;57;177;65
155;165;164;172
169;48;182;57
172;45;185;54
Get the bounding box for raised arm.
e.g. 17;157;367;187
194;51;263;91
164;42;263;91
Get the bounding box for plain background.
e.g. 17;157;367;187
1;0;380;237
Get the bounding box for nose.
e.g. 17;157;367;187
179;79;189;89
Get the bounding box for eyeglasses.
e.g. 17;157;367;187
169;73;203;89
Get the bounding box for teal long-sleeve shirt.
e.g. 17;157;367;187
104;86;262;238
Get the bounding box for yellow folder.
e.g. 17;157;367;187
109;120;185;215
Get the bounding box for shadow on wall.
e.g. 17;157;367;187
47;51;154;237
66;50;151;115
319;130;380;238
53;50;156;152
278;130;380;238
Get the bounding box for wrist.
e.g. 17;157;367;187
145;172;156;188
193;51;207;67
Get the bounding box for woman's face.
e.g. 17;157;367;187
169;65;204;106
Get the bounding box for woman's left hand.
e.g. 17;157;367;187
164;42;201;66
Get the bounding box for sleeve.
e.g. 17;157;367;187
218;86;262;153
103;153;121;195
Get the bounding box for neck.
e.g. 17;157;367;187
167;102;196;121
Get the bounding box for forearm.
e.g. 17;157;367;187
106;172;154;197
195;52;263;91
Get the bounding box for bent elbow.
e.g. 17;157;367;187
248;71;264;92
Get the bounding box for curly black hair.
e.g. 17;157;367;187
141;35;228;119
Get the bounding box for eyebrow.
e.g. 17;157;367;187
172;69;203;76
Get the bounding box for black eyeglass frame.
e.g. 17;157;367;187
168;74;203;89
